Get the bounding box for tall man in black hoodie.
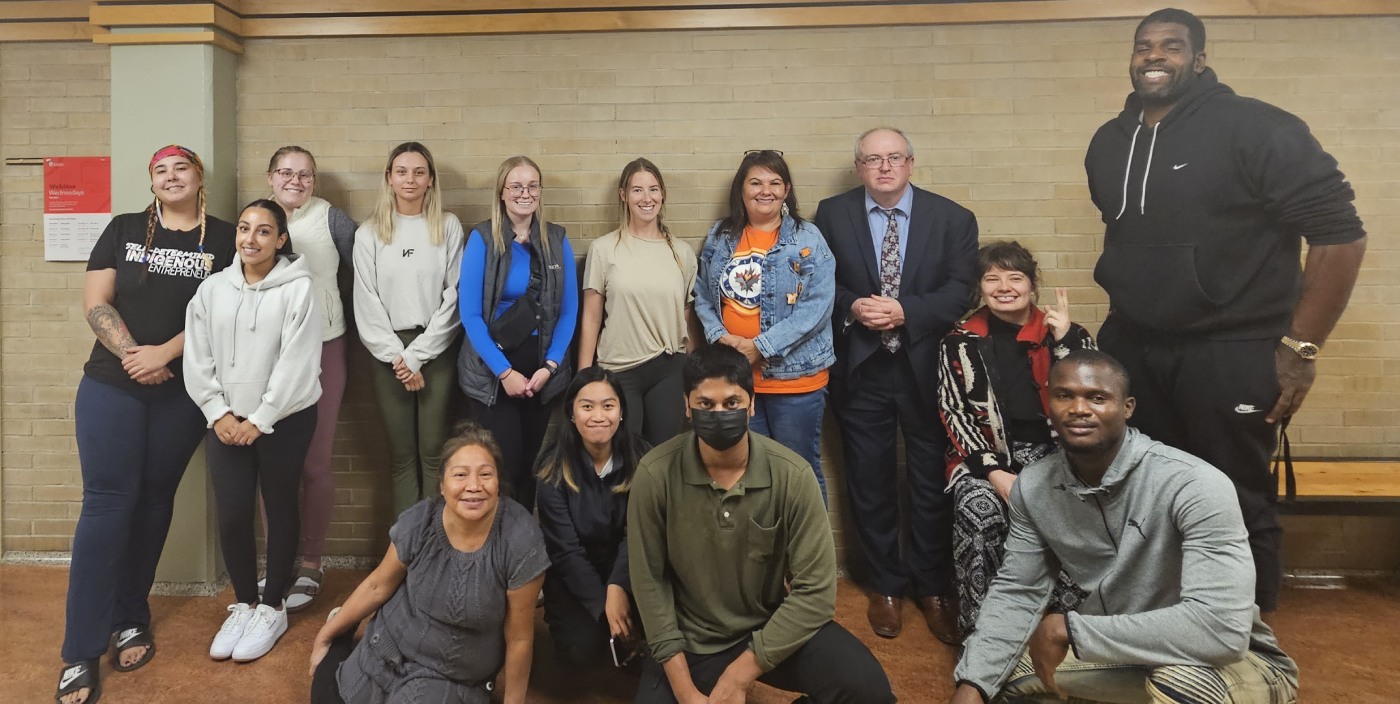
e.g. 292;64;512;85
1085;7;1367;617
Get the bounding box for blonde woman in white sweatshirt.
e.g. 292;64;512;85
353;142;464;516
184;199;323;664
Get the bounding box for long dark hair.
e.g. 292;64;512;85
240;198;295;255
535;366;650;494
715;149;802;238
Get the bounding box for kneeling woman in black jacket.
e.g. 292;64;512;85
535;366;650;665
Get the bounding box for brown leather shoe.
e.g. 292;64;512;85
919;595;962;645
867;595;903;638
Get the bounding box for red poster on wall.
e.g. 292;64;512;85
44;156;111;261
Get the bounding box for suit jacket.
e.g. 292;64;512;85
814;185;978;404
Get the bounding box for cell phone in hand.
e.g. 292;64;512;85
609;636;640;668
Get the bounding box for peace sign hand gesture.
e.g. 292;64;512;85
1043;287;1071;341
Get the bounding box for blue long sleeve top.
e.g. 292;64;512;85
458;230;577;377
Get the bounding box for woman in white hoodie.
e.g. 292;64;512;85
262;146;356;612
184;199;323;664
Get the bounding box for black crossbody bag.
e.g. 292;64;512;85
488;250;544;352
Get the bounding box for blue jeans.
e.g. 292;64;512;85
750;387;828;502
63;376;207;663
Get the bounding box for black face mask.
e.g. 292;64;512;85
691;408;749;451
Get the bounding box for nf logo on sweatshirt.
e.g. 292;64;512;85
401;248;415;258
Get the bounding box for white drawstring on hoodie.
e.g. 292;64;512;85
1115;120;1161;219
227;276;268;367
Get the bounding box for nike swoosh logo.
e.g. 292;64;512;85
116;627;140;647
1234;404;1262;414
1173;163;1188;170
59;665;85;689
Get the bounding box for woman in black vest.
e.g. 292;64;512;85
458;156;578;511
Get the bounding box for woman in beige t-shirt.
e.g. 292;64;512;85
577;159;698;445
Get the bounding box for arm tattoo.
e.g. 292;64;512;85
86;304;139;357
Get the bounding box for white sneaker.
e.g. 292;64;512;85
231;603;288;662
210;603;255;660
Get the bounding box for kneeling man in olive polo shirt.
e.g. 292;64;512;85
628;343;894;704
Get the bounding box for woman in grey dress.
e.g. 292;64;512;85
308;422;549;704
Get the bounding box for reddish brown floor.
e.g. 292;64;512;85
3;564;1397;703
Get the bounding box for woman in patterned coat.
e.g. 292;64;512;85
936;241;1093;639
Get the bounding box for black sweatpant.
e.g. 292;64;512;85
612;351;687;446
310;629;355;704
466;337;556;512
1098;315;1283;611
633;622;894;704
207;405;317;606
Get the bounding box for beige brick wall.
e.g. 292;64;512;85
1;43;110;551
3;17;1397;557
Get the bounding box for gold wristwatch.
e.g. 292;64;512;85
1280;335;1320;360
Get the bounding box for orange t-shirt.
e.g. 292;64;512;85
719;226;828;394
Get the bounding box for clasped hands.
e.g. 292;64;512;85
849;295;905;331
213;413;262;446
122;344;175;385
499;365;554;399
391;356;426;392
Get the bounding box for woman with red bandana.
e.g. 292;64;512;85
56;146;236;704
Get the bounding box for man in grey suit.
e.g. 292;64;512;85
814;127;978;644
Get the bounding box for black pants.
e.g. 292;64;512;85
832;349;953;598
467;337;555;512
1098;315;1283;611
613;351;687;446
207;405;317;606
310;630;355;704
634;622;894;704
542;571;615;667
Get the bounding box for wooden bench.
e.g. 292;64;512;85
1279;461;1400;516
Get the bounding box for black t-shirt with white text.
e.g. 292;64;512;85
83;211;237;394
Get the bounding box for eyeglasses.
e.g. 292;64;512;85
504;183;541;197
273;168;315;182
858;153;910;168
745;149;784;157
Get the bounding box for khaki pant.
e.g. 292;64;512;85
997;649;1296;704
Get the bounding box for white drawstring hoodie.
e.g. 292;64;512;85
184;254;322;434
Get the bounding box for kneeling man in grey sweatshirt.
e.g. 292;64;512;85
950;349;1298;704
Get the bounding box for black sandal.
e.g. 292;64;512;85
55;660;101;704
110;626;155;673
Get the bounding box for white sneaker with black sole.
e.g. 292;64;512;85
210;603;255;660
232;603;288;662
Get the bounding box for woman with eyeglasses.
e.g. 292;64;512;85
353;141;465;516
577;158;697;445
57;145;236;704
692;150;836;498
260;146;355;613
458;156;578;511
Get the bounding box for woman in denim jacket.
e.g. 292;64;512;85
693;150;836;498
